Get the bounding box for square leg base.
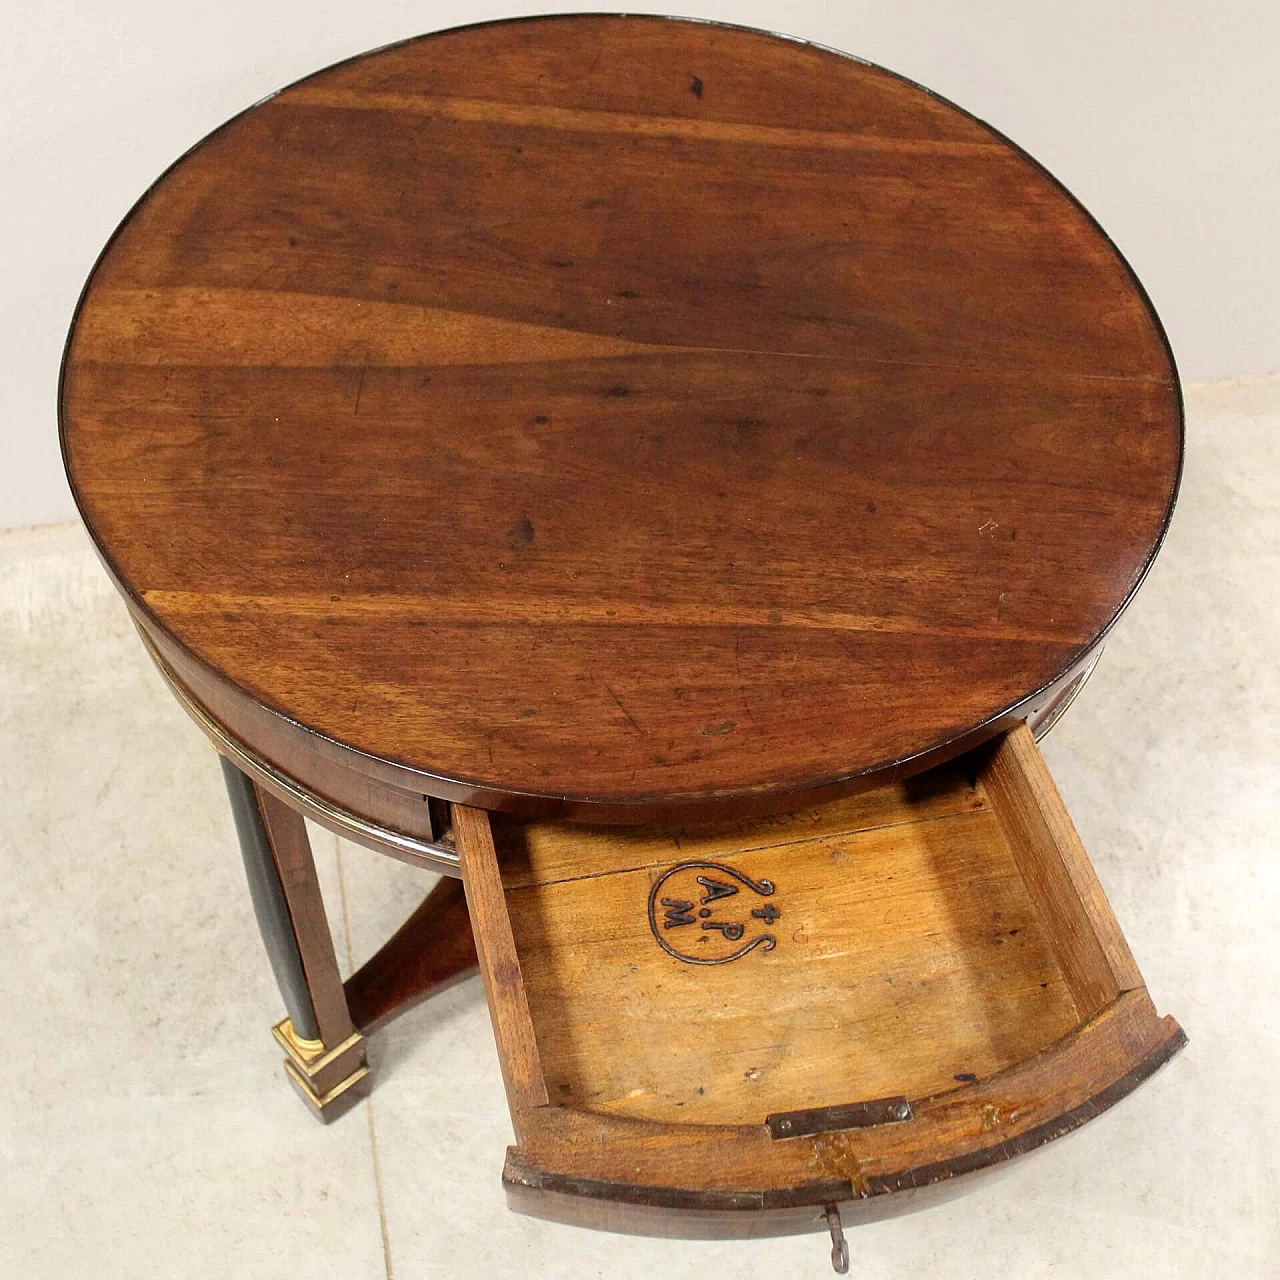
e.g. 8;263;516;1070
273;1017;370;1123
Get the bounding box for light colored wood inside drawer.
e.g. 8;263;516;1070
496;762;1081;1125
455;723;1179;1227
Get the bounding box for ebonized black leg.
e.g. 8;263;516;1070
219;755;369;1120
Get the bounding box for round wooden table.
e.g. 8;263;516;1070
60;13;1182;1230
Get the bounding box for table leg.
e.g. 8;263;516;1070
220;755;369;1121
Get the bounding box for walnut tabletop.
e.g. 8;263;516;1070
60;14;1182;822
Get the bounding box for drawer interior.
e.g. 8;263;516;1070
455;724;1182;1234
498;762;1079;1124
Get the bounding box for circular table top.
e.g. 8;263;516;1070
61;14;1182;818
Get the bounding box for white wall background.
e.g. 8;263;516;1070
4;0;1277;530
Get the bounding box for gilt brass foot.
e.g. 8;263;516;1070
273;1017;370;1123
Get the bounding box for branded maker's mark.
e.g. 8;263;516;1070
647;860;779;965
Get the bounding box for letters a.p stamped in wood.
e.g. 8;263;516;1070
647;861;781;965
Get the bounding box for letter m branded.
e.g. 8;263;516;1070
660;898;696;928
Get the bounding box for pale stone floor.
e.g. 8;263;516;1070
2;379;1277;1278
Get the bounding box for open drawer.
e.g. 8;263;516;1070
454;724;1184;1253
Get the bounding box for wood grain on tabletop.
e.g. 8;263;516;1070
60;14;1182;818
